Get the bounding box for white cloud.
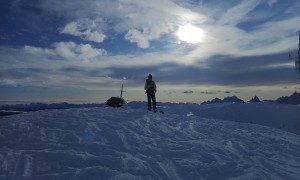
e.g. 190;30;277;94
25;42;107;61
13;0;300;65
16;0;206;48
0;46;118;90
0;79;16;86
54;0;206;49
53;42;107;61
267;0;278;6
12;0;298;54
3;0;300;91
218;0;261;25
60;18;106;43
24;46;55;56
125;29;151;48
54;42;77;58
117;0;206;48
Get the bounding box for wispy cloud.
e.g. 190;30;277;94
218;0;262;25
59;18;107;43
267;0;279;6
24;42;107;61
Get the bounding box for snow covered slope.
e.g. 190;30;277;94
154;102;300;135
196;102;300;135
1;107;300;179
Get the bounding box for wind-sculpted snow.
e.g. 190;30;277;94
151;102;300;135
1;107;300;179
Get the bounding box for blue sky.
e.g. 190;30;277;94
0;0;300;103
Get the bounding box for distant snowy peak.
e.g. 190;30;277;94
202;92;300;105
201;96;244;105
248;96;261;103
276;91;300;105
223;96;244;103
211;98;223;103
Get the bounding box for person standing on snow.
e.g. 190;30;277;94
144;74;157;111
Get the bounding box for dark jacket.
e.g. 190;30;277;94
144;79;157;93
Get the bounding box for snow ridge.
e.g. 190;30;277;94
0;107;300;179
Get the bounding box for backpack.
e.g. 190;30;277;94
145;79;156;93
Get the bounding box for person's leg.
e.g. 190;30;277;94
152;93;156;111
147;93;152;111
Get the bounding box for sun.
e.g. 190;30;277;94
176;24;205;44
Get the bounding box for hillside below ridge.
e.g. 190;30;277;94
1;107;300;179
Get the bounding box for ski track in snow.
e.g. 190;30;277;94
0;107;300;180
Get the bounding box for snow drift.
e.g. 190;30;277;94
1;105;300;180
152;102;300;135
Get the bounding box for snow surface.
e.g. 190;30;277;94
151;102;300;135
0;103;300;179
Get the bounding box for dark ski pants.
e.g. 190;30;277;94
147;92;156;111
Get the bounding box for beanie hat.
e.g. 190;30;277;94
148;74;152;79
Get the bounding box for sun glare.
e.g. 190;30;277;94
176;24;205;44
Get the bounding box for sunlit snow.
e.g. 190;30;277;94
0;102;300;179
